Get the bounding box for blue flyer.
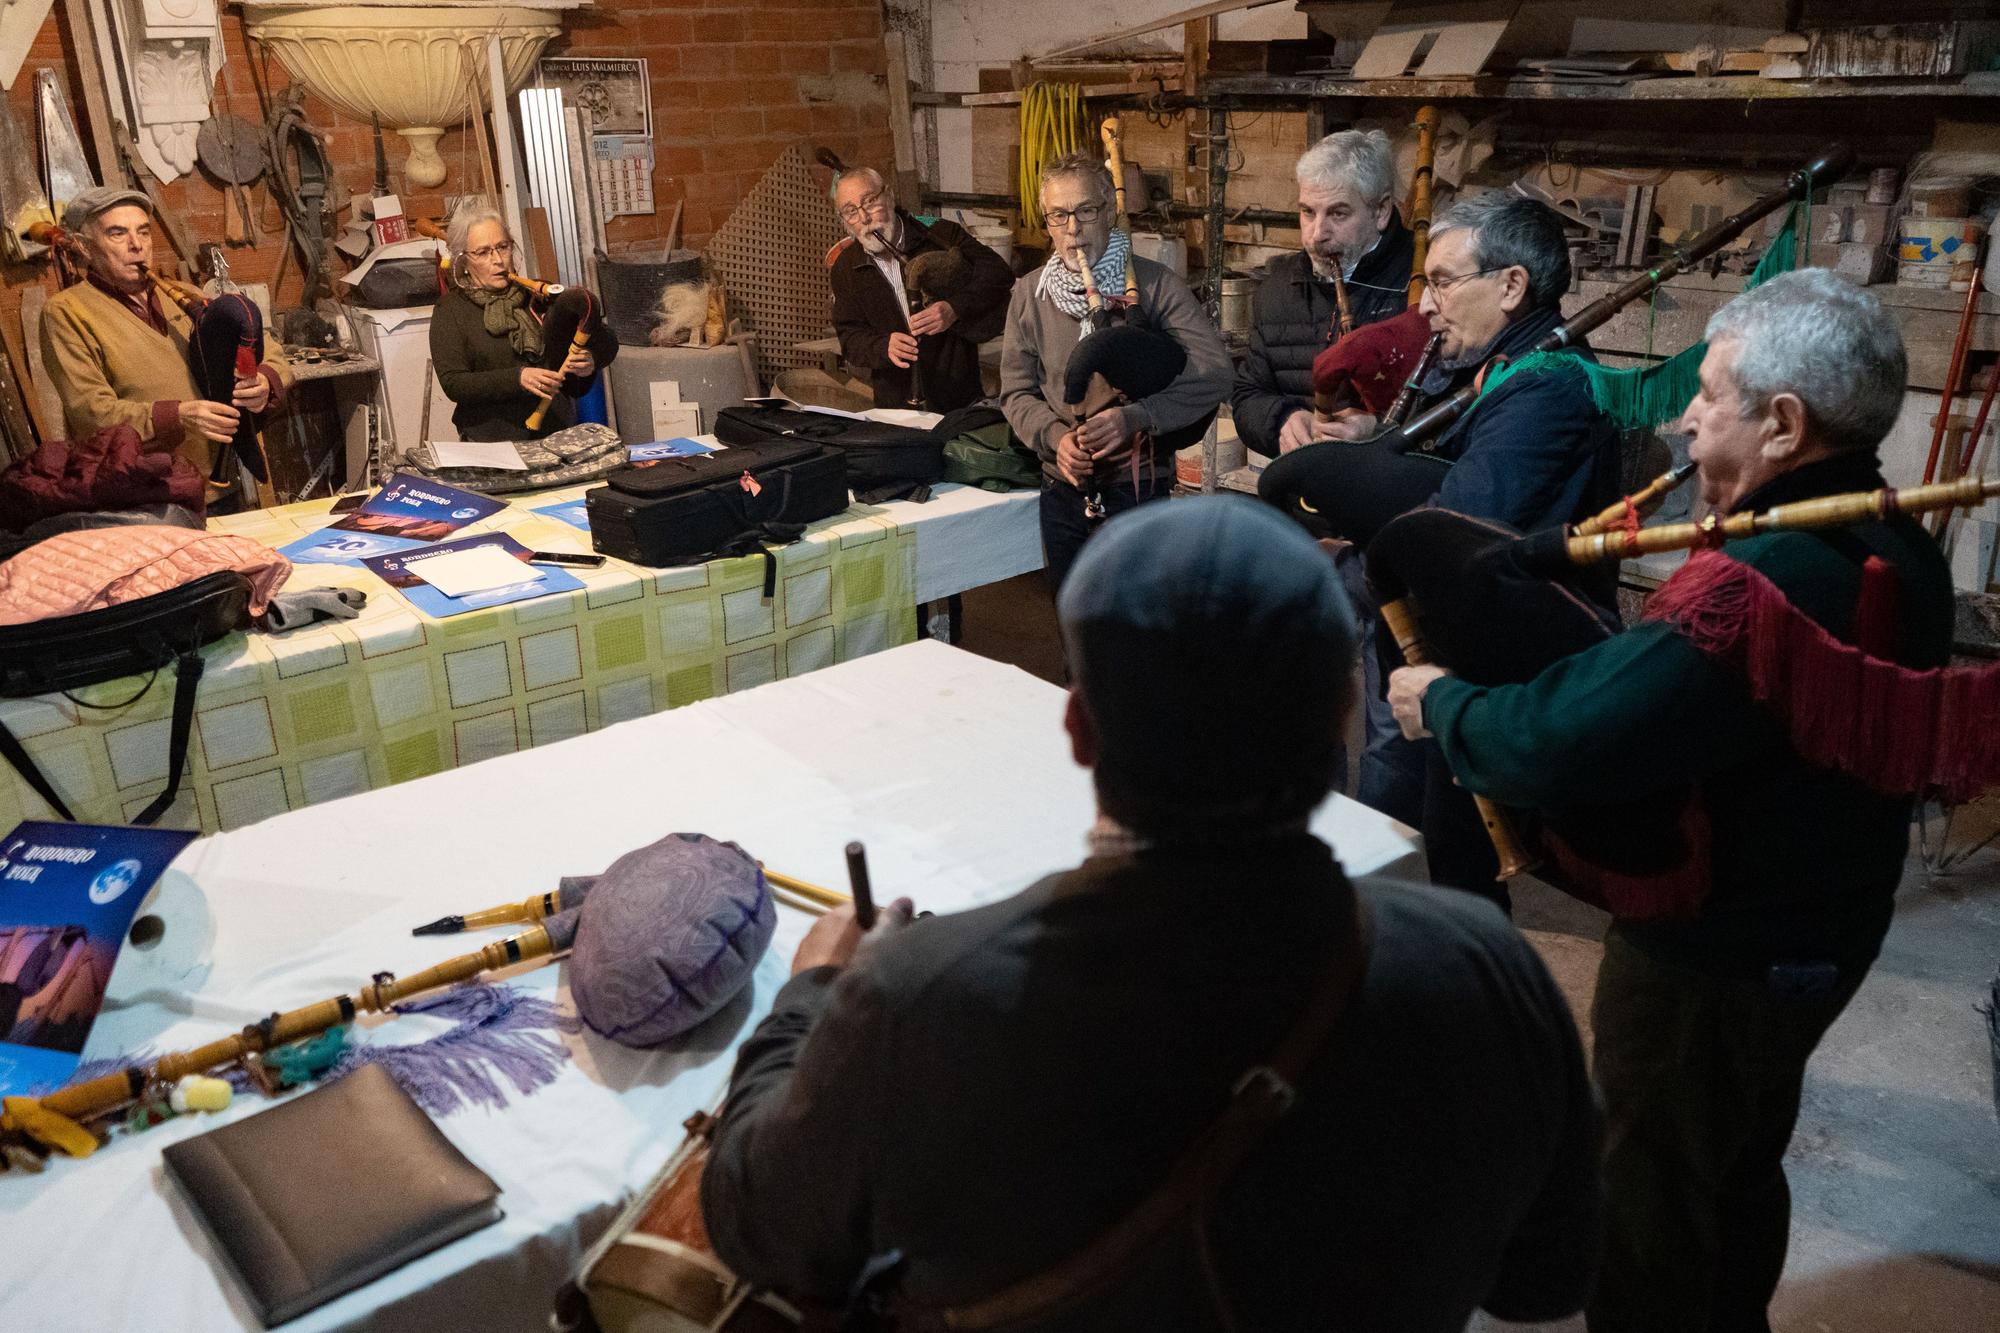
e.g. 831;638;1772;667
361;532;584;619
533;498;592;531
627;438;716;461
0;822;199;1096
278;473;506;567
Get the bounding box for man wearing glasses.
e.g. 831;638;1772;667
1264;191;1618;896
827;168;1014;413
1232;130;1414;459
999;152;1230;591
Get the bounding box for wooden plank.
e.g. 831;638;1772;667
882;29;920;212
1200;70;2000;101
17;284;60;442
58;0;120;185
957;81;1164;107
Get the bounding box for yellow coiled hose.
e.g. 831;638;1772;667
1018;82;1087;230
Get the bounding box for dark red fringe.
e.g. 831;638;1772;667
1645;552;2000;803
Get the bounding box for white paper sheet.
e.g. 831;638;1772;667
411;546;546;598
429;440;529;471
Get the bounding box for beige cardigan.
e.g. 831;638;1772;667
38;279;291;477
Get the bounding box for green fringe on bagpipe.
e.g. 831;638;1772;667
1478;205;1801;431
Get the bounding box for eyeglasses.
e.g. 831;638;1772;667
1043;203;1107;230
466;241;514;262
838;189;888;223
1426;266;1507;296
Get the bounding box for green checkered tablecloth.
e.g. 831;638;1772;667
0;486;917;832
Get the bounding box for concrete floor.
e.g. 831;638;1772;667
956;574;2000;1333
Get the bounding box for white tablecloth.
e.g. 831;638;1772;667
0;641;1417;1331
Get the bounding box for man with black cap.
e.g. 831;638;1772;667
702;497;1600;1331
39;186;291;482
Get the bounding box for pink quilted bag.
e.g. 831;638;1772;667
0;525;291;626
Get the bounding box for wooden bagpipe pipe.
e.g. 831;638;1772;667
1262;142;1858;547
410;217;601;429
1367;465;2000;903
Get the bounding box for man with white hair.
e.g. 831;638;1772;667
1232;129;1414;458
1388;270;1955;1333
827;167;1014;413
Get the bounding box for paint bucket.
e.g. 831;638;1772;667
1219;276;1259;337
968;222;1015;266
1896;216;1986;289
1130;231;1187;276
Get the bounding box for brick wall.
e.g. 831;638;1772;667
0;0;892;441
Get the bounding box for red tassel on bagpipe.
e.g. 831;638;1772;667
1646;551;2000;803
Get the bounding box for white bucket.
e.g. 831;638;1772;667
1131;231;1188;276
968;224;1015;266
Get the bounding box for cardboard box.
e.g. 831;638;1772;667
1804;240;1895;284
1844;203;1898;247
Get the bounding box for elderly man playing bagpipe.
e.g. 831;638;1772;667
827;166;1014;413
999;151;1230;593
39;185;292;498
702;496;1601;1332
1231;129;1415;460
1261;191;1622;893
1387;271;1971;1333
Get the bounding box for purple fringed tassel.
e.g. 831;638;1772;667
333;983;582;1118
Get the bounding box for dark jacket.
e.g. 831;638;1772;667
1426;451;1955;982
1231;216;1414;457
427;286;619;441
704;836;1600;1331
830;212;1015;413
1420;304;1620;537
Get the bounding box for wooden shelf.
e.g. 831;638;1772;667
1203;71;2000;104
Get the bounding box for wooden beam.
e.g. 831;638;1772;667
58;0;122;186
882;29;920;211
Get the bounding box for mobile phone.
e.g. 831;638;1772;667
528;550;607;567
330;492;367;513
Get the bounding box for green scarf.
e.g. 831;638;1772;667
1478;204;1802;428
464;282;543;361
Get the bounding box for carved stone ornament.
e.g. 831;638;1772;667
109;0;226;182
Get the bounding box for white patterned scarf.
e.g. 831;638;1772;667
1037;230;1132;331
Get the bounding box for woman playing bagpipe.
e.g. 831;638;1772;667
997;147;1230;592
1377;270;2000;1333
426;199;617;441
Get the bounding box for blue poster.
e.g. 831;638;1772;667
278;473;506;567
0;822;198;1096
533;498;592;531
627;438;716;461
361;532;584;619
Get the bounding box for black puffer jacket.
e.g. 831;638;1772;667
1230;215;1414;457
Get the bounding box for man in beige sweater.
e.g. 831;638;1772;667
39;186;290;486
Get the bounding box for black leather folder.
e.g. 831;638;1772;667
162;1063;502;1327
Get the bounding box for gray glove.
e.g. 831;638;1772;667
262;586;368;633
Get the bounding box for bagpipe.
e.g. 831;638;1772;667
1368;467;2000;912
1261;143;1858;548
142;265;272;484
869;224;970;411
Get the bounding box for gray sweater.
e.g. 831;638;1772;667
999;255;1231;481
